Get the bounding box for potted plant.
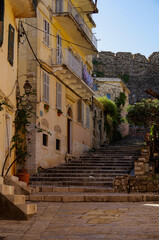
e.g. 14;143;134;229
57;109;63;116
44;103;50;112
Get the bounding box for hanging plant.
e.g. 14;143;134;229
44;103;50;112
57;109;63;116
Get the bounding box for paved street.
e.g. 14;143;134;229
0;201;159;240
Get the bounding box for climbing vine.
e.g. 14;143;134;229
1;91;51;176
98;92;127;144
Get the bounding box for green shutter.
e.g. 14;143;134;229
0;0;4;47
8;24;15;66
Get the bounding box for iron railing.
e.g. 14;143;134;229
53;0;97;49
52;48;94;89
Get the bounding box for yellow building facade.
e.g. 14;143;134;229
0;0;36;176
18;0;98;174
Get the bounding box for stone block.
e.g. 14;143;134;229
44;195;62;202
42;187;53;192
128;195;143;202
30;195;44;201
147;183;158;192
139;185;147;192
53;187;68;192
18;203;37;215
62;195;84;202
6;194;25;205
0;185;14;195
145;195;159;201
69;187;84;192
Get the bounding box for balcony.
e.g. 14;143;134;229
8;0;37;18
77;0;98;13
52;48;94;99
52;0;98;55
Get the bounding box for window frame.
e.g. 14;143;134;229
77;99;84;126
43;18;50;47
43;133;48;147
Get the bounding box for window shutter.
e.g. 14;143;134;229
82;102;84;126
8;24;15;66
0;0;4;47
56;82;62;110
77;99;81;123
46;21;50;46
86;106;90;128
43;72;49;103
43;19;50;46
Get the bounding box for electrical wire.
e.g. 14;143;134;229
21;21;98;53
21;21;159;69
21;23;93;100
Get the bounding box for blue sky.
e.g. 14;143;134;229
93;0;159;57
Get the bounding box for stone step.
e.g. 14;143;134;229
37;172;129;177
43;169;131;174
30;181;113;187
30;176;114;182
6;194;26;205
18;203;37;215
29;192;159;202
0;177;3;185
62;161;135;165
0;184;14;195
54;163;134;167
38;186;114;193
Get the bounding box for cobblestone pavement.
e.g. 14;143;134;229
1;202;159;240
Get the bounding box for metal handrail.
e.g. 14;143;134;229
52;48;83;79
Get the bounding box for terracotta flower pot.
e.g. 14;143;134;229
17;169;30;186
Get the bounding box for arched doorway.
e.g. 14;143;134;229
67;107;73;154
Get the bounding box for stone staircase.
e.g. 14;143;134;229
29;137;145;202
0;176;37;220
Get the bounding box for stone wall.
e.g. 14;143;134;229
114;175;159;193
113;143;159;192
93;51;159;104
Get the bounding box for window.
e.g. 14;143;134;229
43;134;48;146
56;139;61;151
56;82;62;110
43;19;50;46
77;99;84;125
107;93;111;99
0;0;4;47
94;83;98;91
86;106;90;129
43;72;49;103
57;34;62;64
8;24;15;66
